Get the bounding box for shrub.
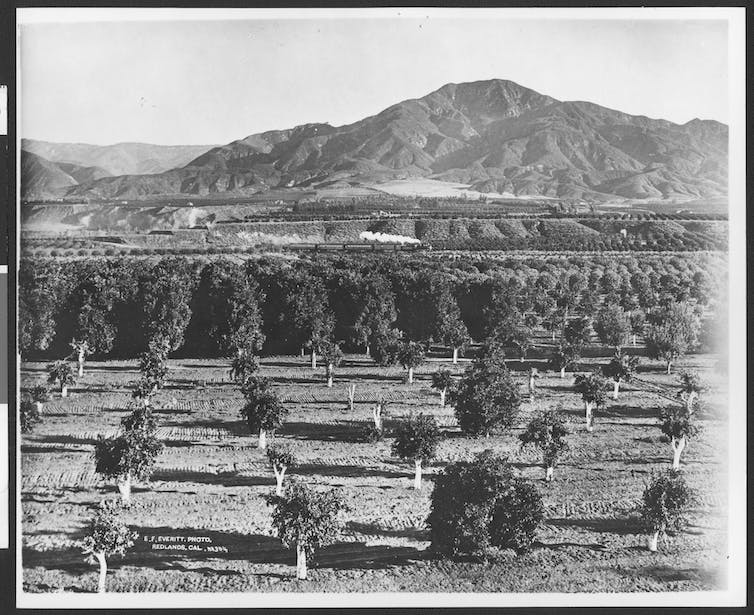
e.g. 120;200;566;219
239;377;287;449
267;483;348;580
431;368;454;407
397;341;426;384
518;408;569;481
80;500;138;592
573;371;609;432
93;415;163;504
640;470;694;551
427;450;543;557
391;413;441;489
659;406;701;470
46;360;76;396
229;350;259;386
453;353;521;437
20;396;42;433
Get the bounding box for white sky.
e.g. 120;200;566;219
19;11;730;146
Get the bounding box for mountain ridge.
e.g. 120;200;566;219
24;79;727;202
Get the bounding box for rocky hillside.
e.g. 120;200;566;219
31;79;728;201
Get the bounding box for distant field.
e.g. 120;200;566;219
20;346;728;593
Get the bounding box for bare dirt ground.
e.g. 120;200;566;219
20;347;728;594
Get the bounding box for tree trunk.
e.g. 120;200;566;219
258;429;267;450
452;347;458;364
95;551;107;593
545;465;554;482
585;402;593;432
528;376;535;396
647;530;660;552
439;389;446;407
61;384;68;398
552;331;556;341
414;459;422;490
686;391;698;414
274;467;286;496
613;379;620;399
671;435;686;470
78;350;85;378
560;367;565;379
666;360;672;375
35;401;43;415
632;333;637;346
118;475;132;504
296;545;307;580
365;344;370;357
326;364;333;388
407;367;414;384
373;404;382;432
311;350;317;370
348;384;355;411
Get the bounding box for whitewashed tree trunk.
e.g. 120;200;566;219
407;367;414;384
686;392;698;414
95;551;107;593
552;331;556;341
348;384;356;411
545;465;554;481
452;347;458;364
528;376;535;396
632;333;637;346
258;429;267;450
300;347;305;357
274;466;286;496
365;344;370;357
414;459;422;490
560;367;565;379
311;350;317;370
78;349;85;378
439;388;446;407
326;364;333;388
296;545;307;580
117;475;132;504
585;402;593;432
61;384;68;398
671;435;686;470
666;360;672;375
373;404;382;431
647;530;660;552
613;379;621;399
35;401;43;415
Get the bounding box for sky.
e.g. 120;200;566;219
19;10;731;146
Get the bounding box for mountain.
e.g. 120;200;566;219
21;139;217;177
42;80;729;201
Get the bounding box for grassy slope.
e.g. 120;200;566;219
20;343;727;594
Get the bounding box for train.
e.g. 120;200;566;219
286;241;430;252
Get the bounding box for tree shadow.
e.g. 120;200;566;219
532;540;609;552
271;376;322;385
150;469;272;488
601;405;661;419
24;526;425;574
33;434;98;446
294;462;405;480
346;521;428;541
546;517;640;535
279;420;363;442
22;444;90;454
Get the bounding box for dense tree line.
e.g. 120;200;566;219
19;253;725;360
